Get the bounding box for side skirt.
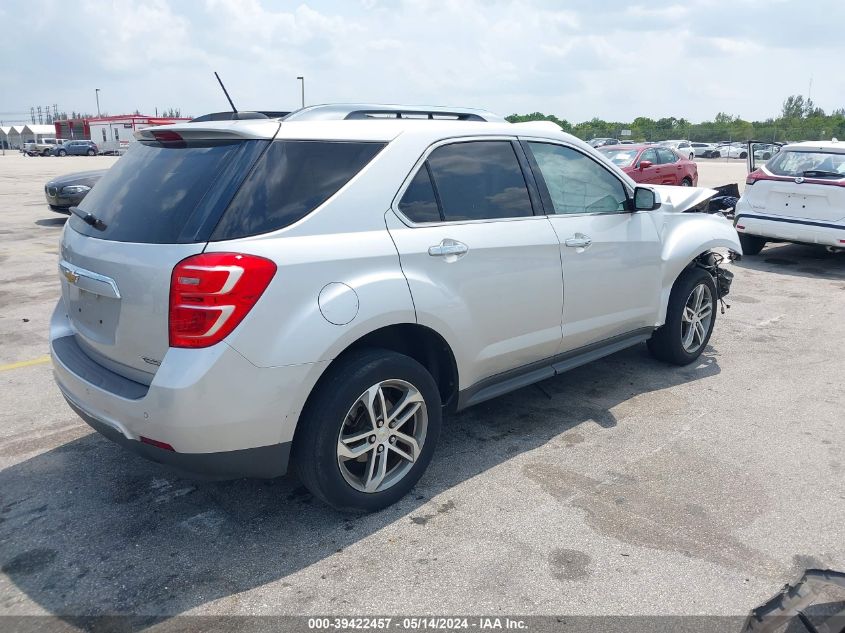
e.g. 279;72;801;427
455;328;654;411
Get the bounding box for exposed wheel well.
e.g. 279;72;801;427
338;324;459;412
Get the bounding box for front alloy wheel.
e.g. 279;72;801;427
681;283;713;354
647;266;718;365
337;380;427;493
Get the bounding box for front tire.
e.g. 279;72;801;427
681;177;692;187
293;348;442;512
738;233;766;255
648;267;717;365
57;149;67;157
87;149;95;156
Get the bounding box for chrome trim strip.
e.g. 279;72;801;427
59;260;121;299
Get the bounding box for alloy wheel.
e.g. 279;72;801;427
337;379;428;493
681;283;713;353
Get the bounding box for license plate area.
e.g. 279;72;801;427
67;285;121;345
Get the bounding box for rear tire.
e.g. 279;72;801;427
293;348;442;512
648;266;717;365
739;151;748;159
738;233;766;255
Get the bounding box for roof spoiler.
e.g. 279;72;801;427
189;111;291;122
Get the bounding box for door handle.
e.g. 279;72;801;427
428;239;468;257
564;234;592;248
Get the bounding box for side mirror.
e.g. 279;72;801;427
634;186;661;211
639;160;653;169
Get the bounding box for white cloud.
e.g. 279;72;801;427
0;0;843;123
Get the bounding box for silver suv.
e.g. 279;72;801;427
51;104;741;511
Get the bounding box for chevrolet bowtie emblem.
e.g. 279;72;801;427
63;268;80;284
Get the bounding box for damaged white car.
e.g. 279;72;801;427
51;104;741;511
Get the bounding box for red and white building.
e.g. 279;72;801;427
54;114;190;153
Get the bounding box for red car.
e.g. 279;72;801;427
598;144;698;186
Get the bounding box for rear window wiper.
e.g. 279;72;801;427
801;169;845;179
68;206;107;230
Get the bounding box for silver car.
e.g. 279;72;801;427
51;104;741;511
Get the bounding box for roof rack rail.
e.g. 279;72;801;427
189;110;290;122
281;104;505;123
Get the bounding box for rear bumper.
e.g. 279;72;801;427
734;210;845;247
67;396;291;478
50;303;328;478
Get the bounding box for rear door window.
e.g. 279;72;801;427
73;139;265;243
425;141;533;221
212;141;385;240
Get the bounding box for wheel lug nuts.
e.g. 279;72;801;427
377;445;384;453
369;435;376;444
389;436;397;444
376;420;383;428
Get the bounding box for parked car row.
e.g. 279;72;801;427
22;139;100;156
586;139;785;161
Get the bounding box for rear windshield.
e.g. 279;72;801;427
766;150;845;178
73;139;266;243
211;140;385;240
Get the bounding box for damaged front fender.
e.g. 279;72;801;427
653;191;743;324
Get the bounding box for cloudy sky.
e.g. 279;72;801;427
1;0;842;125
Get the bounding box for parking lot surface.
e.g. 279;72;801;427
0;153;842;617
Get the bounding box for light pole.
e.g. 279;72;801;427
296;76;305;109
95;88;101;117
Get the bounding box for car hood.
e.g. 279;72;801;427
47;170;108;188
651;185;716;213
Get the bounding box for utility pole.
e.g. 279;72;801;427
297;76;305;108
95;88;101;117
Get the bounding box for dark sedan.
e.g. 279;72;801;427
44;170;107;213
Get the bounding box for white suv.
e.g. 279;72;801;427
50;104;741;511
735;140;845;254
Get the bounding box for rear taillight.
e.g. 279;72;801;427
169;252;276;349
746;169;768;185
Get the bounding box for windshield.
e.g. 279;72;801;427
599;148;639;167
766;150;845;178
